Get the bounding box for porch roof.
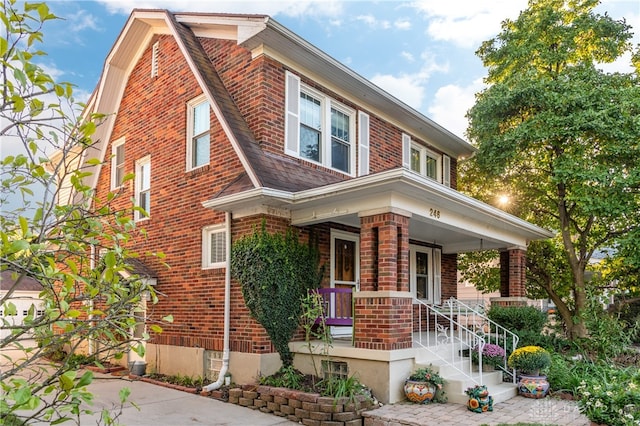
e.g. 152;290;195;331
202;168;553;253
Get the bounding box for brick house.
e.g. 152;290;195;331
72;10;552;403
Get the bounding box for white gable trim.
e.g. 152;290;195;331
79;10;261;197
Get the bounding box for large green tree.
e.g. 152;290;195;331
1;1;169;423
465;0;640;338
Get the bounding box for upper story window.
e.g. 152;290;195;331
186;95;210;170
111;137;125;189
135;156;150;221
285;71;357;176
403;133;451;187
202;224;226;269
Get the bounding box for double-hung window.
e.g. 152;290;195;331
187;95;210;170
111;138;125;189
403;133;450;186
135;156;151;221
409;245;442;304
285;72;357;175
202;224;226;269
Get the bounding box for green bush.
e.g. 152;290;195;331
487;305;547;334
576;363;640;426
582;309;635;360
231;223;324;367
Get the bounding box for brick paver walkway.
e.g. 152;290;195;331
363;396;590;426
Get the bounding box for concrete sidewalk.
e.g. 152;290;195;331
75;373;298;426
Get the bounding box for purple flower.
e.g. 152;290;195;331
482;344;505;358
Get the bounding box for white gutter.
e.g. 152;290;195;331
203;211;231;391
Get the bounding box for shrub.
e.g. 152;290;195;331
582;309;637;360
507;346;551;374
231;223;324;367
576;364;640;426
487;305;547;334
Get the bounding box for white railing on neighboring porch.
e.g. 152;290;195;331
413;297;519;385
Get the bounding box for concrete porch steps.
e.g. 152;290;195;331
414;345;517;405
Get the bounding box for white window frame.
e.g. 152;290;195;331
110;137;125;190
409;245;441;304
186;94;210;171
202;224;227;269
410;142;442;182
134;156;151;222
285;71;356;176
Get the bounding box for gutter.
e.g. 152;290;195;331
203;212;232;391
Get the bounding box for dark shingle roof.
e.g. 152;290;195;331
0;270;43;292
168;13;343;195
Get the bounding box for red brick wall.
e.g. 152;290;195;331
499;249;526;297
93;30;461;358
197;38;453;184
360;213;409;292
354;295;412;350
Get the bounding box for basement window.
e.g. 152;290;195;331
322;360;349;380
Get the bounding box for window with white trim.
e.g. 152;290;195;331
410;245;442;304
402;133;451;186
202;225;226;269
285;71;357;175
111;138;125;189
135;156;151;221
186;95;210;170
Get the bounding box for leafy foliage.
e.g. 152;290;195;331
1;1;170;424
487;305;547;334
230;223;323;367
465;0;640;339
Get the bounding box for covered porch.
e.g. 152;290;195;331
203;167;552;403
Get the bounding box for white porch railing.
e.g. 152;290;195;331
413;297;519;385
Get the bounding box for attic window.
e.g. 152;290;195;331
151;41;159;78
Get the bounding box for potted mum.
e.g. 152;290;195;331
508;345;552;399
471;343;505;371
404;365;447;404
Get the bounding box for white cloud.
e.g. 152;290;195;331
411;0;527;48
427;78;485;140
371;74;426;111
97;0;344;18
371;51;449;111
67;10;101;32
394;19;411;30
356;14;391;29
401;51;415;62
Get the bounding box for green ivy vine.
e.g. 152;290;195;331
230;222;323;367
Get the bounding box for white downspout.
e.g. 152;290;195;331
204;212;231;391
88;245;95;356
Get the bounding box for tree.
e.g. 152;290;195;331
1;1;169;423
465;0;640;339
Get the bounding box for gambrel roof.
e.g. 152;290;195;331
79;10;552;252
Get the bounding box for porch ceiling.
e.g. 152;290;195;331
202;168;553;254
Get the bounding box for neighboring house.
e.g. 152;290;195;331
0;270;44;340
59;10;553;403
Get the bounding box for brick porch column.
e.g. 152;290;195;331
355;210;412;350
494;247;528;307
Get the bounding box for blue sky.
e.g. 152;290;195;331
35;0;640;140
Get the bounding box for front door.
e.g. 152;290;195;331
330;230;359;337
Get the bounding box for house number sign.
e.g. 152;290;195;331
429;208;441;219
